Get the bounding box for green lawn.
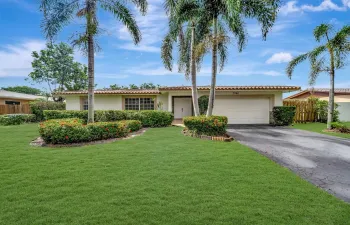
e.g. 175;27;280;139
292;122;350;139
1;124;350;225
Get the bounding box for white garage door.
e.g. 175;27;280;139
213;96;270;124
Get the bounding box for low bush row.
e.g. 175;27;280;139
183;116;228;136
331;122;350;133
39;118;142;144
0;114;36;126
43;110;173;127
272;106;296;126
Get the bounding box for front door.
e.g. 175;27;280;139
174;98;192;119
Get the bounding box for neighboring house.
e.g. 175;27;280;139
0;90;46;105
285;88;350;121
56;86;300;124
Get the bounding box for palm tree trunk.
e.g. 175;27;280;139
87;1;95;123
327;70;335;129
206;16;218;117
190;22;199;116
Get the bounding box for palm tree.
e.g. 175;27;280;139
40;0;147;123
204;0;281;116
287;24;350;129
161;0;204;116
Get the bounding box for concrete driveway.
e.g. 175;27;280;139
227;125;350;203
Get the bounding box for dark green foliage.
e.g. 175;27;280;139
28;43;88;93
39;118;139;144
183;115;228;136
1;86;43;95
29;100;66;121
315;99;339;123
43;110;173;127
198;95;209;115
121;120;142;132
330;122;349;133
272;106;296;126
0;114;36;126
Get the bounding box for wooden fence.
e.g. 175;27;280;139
0;104;31;115
283;99;317;123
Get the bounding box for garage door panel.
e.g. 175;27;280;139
213;97;270;124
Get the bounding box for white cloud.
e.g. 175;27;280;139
0;40;46;77
266;52;293;64
280;0;349;15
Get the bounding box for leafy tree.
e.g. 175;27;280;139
139;83;160;89
27;43;88;93
1;86;43;95
286;24;350;129
129;84;139;89
107;84;129;90
203;0;281;116
40;0;148;123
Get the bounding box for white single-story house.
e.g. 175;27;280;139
56;86;300;124
0;90;46;105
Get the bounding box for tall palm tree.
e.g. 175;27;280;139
40;0;147;123
204;0;281;116
161;0;204;116
287;24;350;129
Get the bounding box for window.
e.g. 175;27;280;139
125;97;154;110
5;101;20;105
82;98;88;110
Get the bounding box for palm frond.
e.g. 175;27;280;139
308;45;327;64
314;23;333;42
161;33;174;71
224;13;246;52
100;0;141;44
129;0;148;15
40;0;80;41
163;0;177;15
286;53;309;78
309;58;325;85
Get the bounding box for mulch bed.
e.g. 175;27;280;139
30;128;148;148
182;128;234;142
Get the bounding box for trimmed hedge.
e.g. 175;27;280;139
43;110;173;127
39;118;142;144
0;114;36;126
272;106;296;126
183;116;228;136
29;100;66;121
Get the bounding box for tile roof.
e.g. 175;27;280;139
55;86;301;95
0;90;46;100
159;86;301;91
285;88;350;99
55;89;161;95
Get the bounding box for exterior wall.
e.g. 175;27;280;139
166;90;284;113
157;93;169;111
0;98;31;105
338;102;350;121
290;92;350;102
95;95;122;110
65;95;81;110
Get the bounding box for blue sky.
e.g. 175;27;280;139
0;0;350;96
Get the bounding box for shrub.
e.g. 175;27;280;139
87;122;129;141
198;96;209;115
39;118;141;144
183;116;228;136
315;99;339;123
120;120;142;132
0;114;36;126
330;122;349;133
272;106;296;126
44;110;88;122
29;100;65;121
135;111;173;127
43;110;173;127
